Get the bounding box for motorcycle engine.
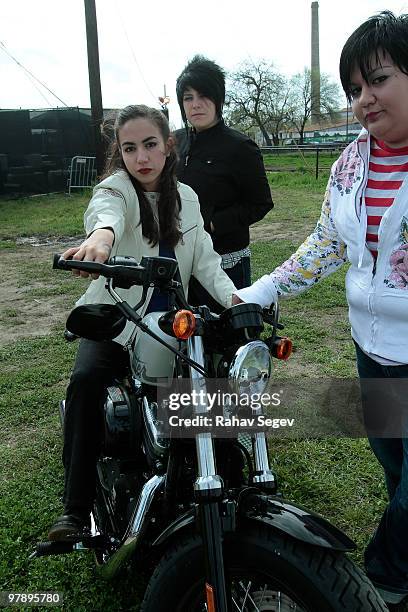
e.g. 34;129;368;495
104;381;169;470
103;382;143;459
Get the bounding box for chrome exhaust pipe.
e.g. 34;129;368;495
99;474;164;579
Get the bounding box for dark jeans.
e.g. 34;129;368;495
355;342;408;594
62;339;129;514
188;256;251;313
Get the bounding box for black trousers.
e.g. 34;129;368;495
188;256;251;313
62;339;129;513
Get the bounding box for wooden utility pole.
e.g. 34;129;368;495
84;0;104;175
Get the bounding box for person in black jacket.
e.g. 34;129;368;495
175;55;273;310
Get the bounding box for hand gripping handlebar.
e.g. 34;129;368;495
53;254;146;289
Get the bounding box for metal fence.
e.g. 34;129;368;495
68;156;97;194
260;144;347;179
260;145;346;154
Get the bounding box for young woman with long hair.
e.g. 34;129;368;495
48;104;236;541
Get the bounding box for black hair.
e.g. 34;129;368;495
102;104;182;249
176;55;226;123
340;10;408;101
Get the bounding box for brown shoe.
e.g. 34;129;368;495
48;514;91;542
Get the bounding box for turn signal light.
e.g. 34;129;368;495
205;583;216;612
172;309;196;340
273;336;292;360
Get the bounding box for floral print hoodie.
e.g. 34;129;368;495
236;129;408;363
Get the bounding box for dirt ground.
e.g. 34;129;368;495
1;227;343;380
1;226;291;348
250;222;310;244
0;238;81;347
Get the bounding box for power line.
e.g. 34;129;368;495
0;40;68;107
25;71;54;107
114;0;158;104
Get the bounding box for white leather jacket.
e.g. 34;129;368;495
76;170;236;345
236;130;408;363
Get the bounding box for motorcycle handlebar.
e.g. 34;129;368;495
53;253;146;286
53;254;281;326
53;253;184;294
53;254;104;274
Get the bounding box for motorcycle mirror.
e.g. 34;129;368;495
66;304;127;341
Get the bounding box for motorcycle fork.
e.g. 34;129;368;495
188;335;230;612
251;432;276;491
250;400;277;491
199;499;229;612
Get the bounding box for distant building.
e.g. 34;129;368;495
269;107;361;145
298;107;361;143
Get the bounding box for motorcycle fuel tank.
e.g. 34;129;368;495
131;312;180;387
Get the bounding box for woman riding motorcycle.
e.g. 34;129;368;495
48;104;236;541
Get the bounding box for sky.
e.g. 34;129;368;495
2;0;408;129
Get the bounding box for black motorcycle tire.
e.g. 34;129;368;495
140;524;387;612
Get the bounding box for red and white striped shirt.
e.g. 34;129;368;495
365;139;408;257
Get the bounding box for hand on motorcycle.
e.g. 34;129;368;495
61;228;114;279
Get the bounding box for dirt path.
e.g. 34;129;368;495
0;238;81;347
2;227;293;349
0;233;346;379
250;222;310;244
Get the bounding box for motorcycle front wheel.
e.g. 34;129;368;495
140;524;387;612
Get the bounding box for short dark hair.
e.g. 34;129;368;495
340;10;408;101
176;55;226;123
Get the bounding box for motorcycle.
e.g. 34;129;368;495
31;253;387;612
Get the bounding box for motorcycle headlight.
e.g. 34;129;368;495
228;340;272;397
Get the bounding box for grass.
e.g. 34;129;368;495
0;335;144;611
0;168;388;610
0;193;88;241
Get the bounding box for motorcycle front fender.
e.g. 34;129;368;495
151;507;196;548
151;489;355;553
239;490;356;552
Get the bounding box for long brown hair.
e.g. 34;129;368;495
103;104;182;248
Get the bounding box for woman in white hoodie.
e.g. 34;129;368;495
48;104;235;542
234;11;408;609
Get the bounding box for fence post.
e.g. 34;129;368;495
315;148;319;180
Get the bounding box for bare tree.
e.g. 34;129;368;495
288;68;342;144
225;60;290;146
263;87;292;145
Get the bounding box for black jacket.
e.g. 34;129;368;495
175;120;273;254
